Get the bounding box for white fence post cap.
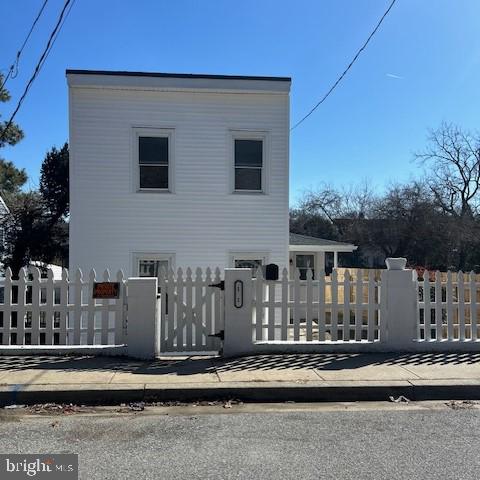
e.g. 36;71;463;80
385;258;407;270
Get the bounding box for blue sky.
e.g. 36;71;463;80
1;0;479;204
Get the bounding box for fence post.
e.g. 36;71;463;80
383;258;418;350
126;277;158;359
223;268;254;357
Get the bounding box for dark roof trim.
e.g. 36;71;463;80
66;69;291;82
289;232;356;247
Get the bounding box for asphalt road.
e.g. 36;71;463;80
1;403;480;480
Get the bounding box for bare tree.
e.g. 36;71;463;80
291;181;452;269
367;183;448;264
299;181;376;229
291;125;480;270
416;122;480;217
416;123;480;269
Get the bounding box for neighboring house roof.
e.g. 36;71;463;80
289;233;357;252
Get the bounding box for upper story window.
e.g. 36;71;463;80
234;139;263;191
232;132;267;193
134;128;174;192
139;137;168;189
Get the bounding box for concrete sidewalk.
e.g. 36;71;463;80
2;352;480;405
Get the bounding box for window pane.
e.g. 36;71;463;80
235;259;263;276
235;168;262;191
139;260;157;277
140;165;168;189
296;255;315;269
138;260;169;277
235;139;262;167
139;137;168;165
296;255;315;280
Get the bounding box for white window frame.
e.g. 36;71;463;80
132;252;176;277
230;130;269;194
132;127;175;193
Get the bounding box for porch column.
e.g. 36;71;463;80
316;252;325;277
333;251;338;269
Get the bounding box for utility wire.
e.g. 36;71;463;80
0;0;49;91
290;0;398;131
0;0;74;142
40;0;76;72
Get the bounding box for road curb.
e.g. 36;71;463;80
0;384;145;407
2;381;480;406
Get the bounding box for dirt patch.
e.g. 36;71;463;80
445;400;479;410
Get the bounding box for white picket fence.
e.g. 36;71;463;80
253;268;386;343
2;262;480;357
158;267;224;352
0;267;126;347
418;270;480;342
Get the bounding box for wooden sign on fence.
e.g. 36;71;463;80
93;282;120;299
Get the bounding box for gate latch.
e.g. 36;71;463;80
208;280;225;290
208;330;224;340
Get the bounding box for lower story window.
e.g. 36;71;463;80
133;253;175;280
295;254;315;280
231;253;268;277
134;253;175;298
235;258;263;272
138;259;169;278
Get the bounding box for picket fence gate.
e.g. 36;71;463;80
0;267;127;347
157;267;224;353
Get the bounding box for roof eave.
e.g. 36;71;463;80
289;244;358;252
66;70;291;93
65;69;291;82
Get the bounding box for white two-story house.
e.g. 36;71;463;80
67;70;291;277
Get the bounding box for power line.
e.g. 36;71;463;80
290;0;398;132
0;0;74;142
39;0;76;72
0;0;49;91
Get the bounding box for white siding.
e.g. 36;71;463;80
69;76;290;276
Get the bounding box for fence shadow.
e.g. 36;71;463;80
0;352;480;376
212;352;480;373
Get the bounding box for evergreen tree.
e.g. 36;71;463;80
0;73;27;196
40;142;69;220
